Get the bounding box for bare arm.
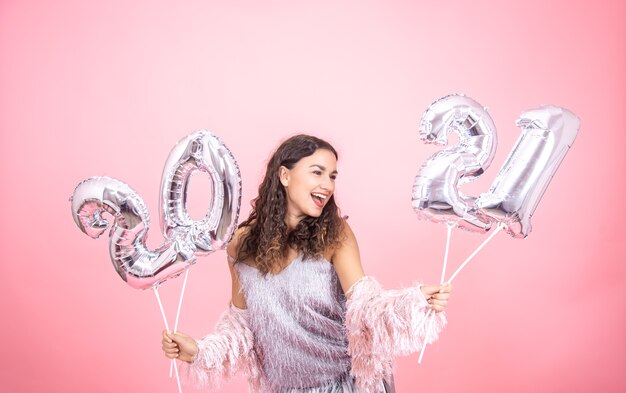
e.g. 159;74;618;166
226;227;247;309
331;220;451;310
330;220;365;298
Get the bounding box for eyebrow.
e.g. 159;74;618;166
309;164;338;174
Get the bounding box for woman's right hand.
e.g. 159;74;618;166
162;330;199;363
419;283;453;313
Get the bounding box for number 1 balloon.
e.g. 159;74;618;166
476;106;580;238
70;131;242;290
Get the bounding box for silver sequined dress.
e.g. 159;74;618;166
234;254;368;393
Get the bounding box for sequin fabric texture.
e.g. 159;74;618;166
234;254;364;393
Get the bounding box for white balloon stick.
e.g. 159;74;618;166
447;222;504;284
419;223;454;364
419;222;504;364
170;269;190;378
154;287;183;393
440;223;453;285
174;269;190;333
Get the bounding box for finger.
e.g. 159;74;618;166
431;292;451;301
161;335;177;345
428;298;448;308
162;341;180;352
439;283;453;293
420;284;441;296
162;330;173;343
429;299;448;308
430;298;448;306
162;345;180;353
170;332;190;344
161;341;178;349
434;305;445;313
164;352;179;359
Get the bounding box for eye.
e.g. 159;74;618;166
313;170;322;175
330;174;337;180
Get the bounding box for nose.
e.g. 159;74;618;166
321;176;334;193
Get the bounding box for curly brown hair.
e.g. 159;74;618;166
235;134;345;274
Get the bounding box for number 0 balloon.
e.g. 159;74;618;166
70;131;242;289
160;131;242;254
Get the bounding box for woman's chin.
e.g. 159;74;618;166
305;209;323;218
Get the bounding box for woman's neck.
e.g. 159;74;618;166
284;210;304;230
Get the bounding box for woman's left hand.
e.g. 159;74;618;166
420;283;453;313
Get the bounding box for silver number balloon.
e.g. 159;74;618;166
71;176;196;289
160;131;242;254
412;94;497;233
475;106;580;238
70;131;242;289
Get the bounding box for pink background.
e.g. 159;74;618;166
1;1;624;392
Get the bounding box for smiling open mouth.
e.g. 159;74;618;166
311;192;327;207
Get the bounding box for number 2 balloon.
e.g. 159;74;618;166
70;131;242;289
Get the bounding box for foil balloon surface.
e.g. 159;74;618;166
71;176;196;289
70;131;242;289
475;106;580;238
412;94;497;233
160;131;242;254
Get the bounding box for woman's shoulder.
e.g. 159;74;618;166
227;225;258;268
226;226;249;259
337;217;357;245
327;217;356;261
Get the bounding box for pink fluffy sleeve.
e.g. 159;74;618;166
183;304;262;392
345;276;447;393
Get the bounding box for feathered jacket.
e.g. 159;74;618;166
183;276;446;392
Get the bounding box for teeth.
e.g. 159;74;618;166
311;193;327;199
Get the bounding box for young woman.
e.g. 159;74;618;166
161;135;452;393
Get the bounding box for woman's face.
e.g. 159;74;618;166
279;148;338;225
